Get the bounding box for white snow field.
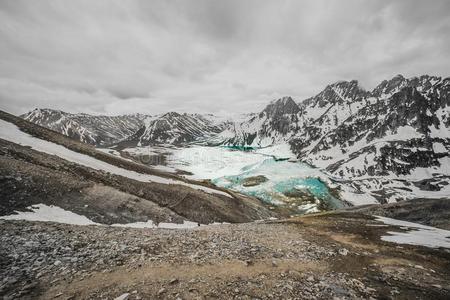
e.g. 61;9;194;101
0;204;99;226
376;216;450;249
0;119;231;197
0;204;202;229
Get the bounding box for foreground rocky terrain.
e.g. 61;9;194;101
1;212;449;299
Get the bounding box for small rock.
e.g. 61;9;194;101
169;278;179;284
157;288;166;295
338;248;349;256
306;276;315;282
114;293;130;300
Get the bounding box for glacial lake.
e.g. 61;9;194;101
166;145;345;213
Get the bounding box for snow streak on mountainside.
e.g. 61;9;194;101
22;109;145;146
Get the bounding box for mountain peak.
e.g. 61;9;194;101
161;111;181;118
371;74;444;97
329;79;359;88
263;96;300;117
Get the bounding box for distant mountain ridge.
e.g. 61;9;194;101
22;109;230;147
22;108;146;146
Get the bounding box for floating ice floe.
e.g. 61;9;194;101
375;216;450;249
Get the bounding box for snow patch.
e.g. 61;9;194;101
432;142;447;153
0;204;99;226
112;220;200;229
376;216;450;249
0;204;213;229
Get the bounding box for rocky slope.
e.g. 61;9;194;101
22;108;145;146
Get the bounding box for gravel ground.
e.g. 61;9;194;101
1;212;449;299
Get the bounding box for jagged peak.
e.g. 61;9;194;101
323;80;367;97
161;111;182;118
372;74;445;97
23;108;68;119
268;96;296;106
329;79;359;87
262;96;300;116
392;74;405;80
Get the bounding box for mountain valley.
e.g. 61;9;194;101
2;74;450;299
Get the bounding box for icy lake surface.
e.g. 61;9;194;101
166;145;344;211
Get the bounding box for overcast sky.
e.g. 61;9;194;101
0;0;449;116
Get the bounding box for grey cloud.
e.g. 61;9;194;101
0;0;449;116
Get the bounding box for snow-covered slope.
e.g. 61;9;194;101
22;108;145;146
213;96;302;147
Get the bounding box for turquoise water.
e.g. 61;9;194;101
212;158;343;210
221;145;257;151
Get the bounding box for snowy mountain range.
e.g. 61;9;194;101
22;74;450;203
22;109;146;146
23;109;229;147
217;74;450;202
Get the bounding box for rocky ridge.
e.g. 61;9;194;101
22;109;145;146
